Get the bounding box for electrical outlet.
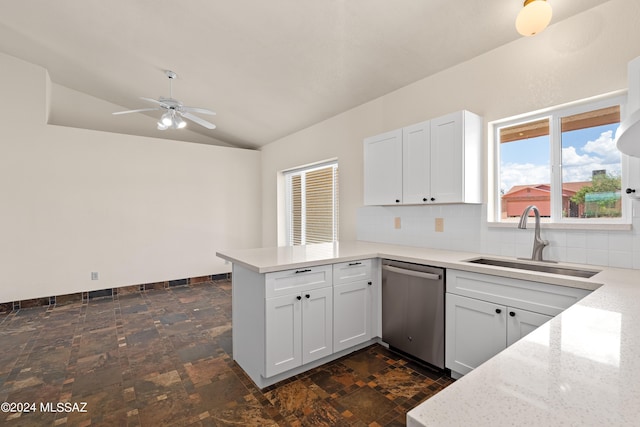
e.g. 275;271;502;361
435;218;444;232
394;217;401;229
91;272;99;280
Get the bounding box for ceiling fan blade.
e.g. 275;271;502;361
140;97;169;107
181;106;216;116
112;107;161;115
180;112;217;129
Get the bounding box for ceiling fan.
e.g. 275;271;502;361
113;70;216;130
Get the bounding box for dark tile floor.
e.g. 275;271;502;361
0;279;453;426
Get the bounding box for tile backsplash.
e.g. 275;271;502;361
356;201;640;269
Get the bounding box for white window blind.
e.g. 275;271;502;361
285;162;338;246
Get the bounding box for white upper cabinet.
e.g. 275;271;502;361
402;120;432;204
430;111;482;204
363;129;403;205
363;110;483;206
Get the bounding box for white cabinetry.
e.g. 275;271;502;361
429;111;482;204
445;269;590;377
363;111;482;206
363;129;403;205
265;266;333;378
232;260;378;389
333;260;374;352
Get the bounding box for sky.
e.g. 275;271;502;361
500;123;621;194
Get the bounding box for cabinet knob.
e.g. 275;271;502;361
296;296;302;301
423;198;428;202
395;199;400;203
626;188;636;194
407;336;413;342
509;311;516;317
430;197;435;202
495;308;502;314
305;294;310;299
367;281;372;286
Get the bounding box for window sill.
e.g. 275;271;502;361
486;221;632;231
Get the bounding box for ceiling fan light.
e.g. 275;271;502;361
516;0;552;37
161;111;173;127
176;117;187;129
157;121;168;130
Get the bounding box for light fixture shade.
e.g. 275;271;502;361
157;121;168;130
615;108;640;158
161;111;173;127
516;0;552;37
173;115;187;129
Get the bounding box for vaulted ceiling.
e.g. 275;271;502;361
0;0;606;149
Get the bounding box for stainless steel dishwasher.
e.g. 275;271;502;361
381;259;445;369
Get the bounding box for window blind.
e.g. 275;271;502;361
285;162;338;246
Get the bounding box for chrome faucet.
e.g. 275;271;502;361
518;205;549;262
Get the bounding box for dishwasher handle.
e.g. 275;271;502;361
382;264;441;281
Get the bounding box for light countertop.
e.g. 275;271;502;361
216;241;640;426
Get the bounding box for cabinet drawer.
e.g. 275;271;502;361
333;259;372;285
447;269;591;317
266;265;332;298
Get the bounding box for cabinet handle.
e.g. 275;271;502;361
295;269;311;274
407;336;413;342
305;294;310;299
509;311;516;317
296;295;302;301
348;262;362;266
367;281;372;286
495;308;502;314
627;188;636;194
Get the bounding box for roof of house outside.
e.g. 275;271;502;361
503;182;591;199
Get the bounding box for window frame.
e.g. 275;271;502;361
283;160;339;246
489;92;631;228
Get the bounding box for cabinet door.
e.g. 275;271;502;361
402;120;431;204
265;294;302;377
445;293;506;376
334;280;372;352
302;287;333;364
430;111;464;203
506;308;552;347
363;129;403;205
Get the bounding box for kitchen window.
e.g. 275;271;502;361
491;94;629;226
284;161;339;245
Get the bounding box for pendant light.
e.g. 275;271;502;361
516;0;553;37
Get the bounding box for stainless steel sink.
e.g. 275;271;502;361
466;257;600;278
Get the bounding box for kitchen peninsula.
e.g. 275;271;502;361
217;241;640;426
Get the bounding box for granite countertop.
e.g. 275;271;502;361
216;241;640;426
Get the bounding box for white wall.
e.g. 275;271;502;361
0;52;261;303
261;0;640;269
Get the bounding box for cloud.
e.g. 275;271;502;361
562;130;621;182
500;129;621;193
500;162;550;193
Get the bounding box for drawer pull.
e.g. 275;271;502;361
295;269;311;274
348;262;362;266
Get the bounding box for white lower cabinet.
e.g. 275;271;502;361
333;280;372;352
445;269;589;377
445;293;552;376
265;286;332;378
